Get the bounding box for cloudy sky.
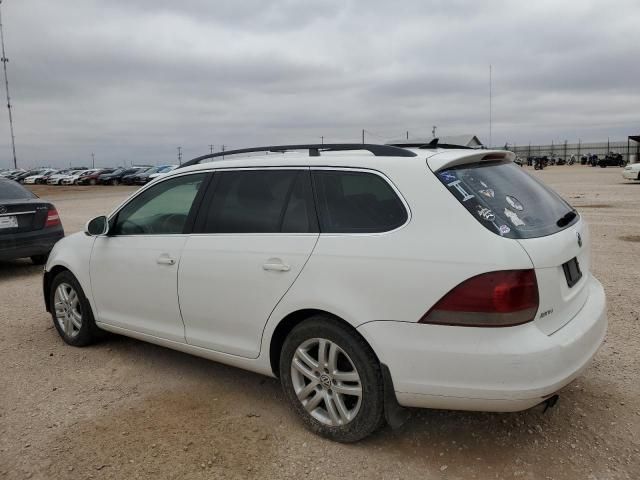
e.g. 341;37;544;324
0;0;638;168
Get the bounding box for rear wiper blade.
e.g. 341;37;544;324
556;210;577;227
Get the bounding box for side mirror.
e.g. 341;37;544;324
84;215;109;236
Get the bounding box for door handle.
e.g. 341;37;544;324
156;255;176;266
263;261;290;272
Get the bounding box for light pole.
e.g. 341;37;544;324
0;0;17;169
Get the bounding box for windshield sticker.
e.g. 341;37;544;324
505;196;524;211
504;208;525;227
479;188;495;198
476;206;495;221
438;171;457;182
447;180;475;202
498;224;511;235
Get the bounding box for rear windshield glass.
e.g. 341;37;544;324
0;180;36;200
435;160;577;239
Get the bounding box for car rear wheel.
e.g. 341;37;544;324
111;179;119;186
50;271;101;346
279;316;385;442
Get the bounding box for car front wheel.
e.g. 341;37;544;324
279;316;385;442
49;270;101;346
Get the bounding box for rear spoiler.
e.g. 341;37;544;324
426;150;515;172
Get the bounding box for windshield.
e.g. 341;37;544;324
436;160;577;239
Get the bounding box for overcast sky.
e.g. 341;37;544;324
0;0;638;168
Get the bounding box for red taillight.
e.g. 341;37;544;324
45;208;61;228
419;270;539;327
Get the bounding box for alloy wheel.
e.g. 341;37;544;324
290;338;362;426
54;283;83;338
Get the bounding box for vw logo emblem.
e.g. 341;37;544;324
0;205;6;214
576;232;582;248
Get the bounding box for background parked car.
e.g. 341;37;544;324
122;167;152;185
60;168;100;185
134;165;174;185
10;169;46;183
76;168;115;185
0;177;64;264
47;169;86;185
23;169;58;184
622;162;640;181
598;152;625;168
146;165;178;182
97;167;144;185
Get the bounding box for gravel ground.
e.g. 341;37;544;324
1;168;639;480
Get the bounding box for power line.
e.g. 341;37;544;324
0;1;17;169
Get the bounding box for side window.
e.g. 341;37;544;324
112;173;206;235
312;170;408;233
201;170;317;233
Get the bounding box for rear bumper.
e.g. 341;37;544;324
0;226;64;261
357;276;607;412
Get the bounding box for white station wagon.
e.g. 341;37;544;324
44;142;607;442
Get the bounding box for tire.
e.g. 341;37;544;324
279;316;385;442
89;179;96;185
111;178;119;186
49;270;101;347
31;254;48;265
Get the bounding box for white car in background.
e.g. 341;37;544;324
47;169;85;185
43;143;607;442
23;169;58;184
60;169;100;185
622;163;640;181
147;165;178;182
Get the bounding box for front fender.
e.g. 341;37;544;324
44;232;96;313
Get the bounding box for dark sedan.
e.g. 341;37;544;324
97;167;144;185
76;168;115;185
122;167;153;185
0;178;64;264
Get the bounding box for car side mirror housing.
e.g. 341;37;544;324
85;215;109;236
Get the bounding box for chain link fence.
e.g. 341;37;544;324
500;140;640;163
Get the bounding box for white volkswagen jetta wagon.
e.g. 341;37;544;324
43;142;607;442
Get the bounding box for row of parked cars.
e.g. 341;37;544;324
0;165;178;186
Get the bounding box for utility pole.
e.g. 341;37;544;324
177;146;182;165
209;144;214;154
489;64;492;149
320;136;324;145
221;144;225;160
91;153;95;168
432;125;437;138
361;129;365;144
0;1;17;169
406;131;409;140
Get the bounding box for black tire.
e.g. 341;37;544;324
279;316;385;442
111;178;119;186
30;254;49;265
49;270;101;347
89;178;96;185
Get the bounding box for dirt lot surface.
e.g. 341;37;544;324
1;169;639;479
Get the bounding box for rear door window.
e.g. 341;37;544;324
435;160;577;239
312;170;408;233
200;170;317;234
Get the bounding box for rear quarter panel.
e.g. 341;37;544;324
260;159;534;353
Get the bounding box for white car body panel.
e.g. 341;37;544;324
44;148;607;413
179;233;318;357
89;235;188;342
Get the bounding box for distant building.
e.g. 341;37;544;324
386;134;484;148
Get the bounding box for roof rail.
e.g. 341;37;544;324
177;143;417;169
386;138;475;150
